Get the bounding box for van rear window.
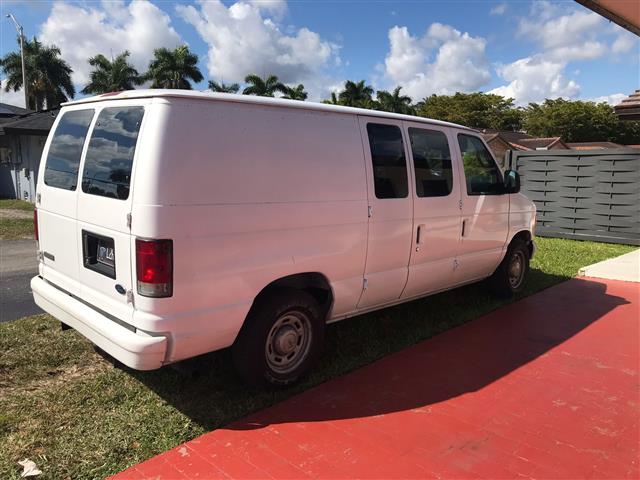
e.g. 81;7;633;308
44;109;94;190
81;106;144;200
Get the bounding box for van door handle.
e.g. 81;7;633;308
416;224;426;251
461;219;467;237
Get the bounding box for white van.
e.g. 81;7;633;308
31;90;536;386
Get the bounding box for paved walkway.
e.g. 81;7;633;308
579;249;640;283
113;278;639;479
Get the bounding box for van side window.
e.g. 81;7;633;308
44;109;94;191
81;106;144;200
366;123;408;199
409;128;453;197
457;134;503;195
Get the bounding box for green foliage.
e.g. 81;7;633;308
522;98;640;144
282;84;308;101
242;74;287;97
416;92;523;131
81;51;143;95
145;46;203;90
322;91;342;105
375;86;414;114
1;36;75;110
208;81;240;93
337;80;375;108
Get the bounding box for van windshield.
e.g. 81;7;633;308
81;106;144;200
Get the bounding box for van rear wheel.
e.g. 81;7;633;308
232;288;324;387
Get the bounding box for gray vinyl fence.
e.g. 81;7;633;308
512;149;640;245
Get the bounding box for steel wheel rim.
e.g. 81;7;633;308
508;250;526;289
265;311;312;375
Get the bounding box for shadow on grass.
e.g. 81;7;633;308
129;271;624;432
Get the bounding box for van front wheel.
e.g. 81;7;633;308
488;239;530;297
232;288;324;387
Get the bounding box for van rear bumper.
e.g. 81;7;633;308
31;276;167;370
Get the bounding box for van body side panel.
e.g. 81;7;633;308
355;116;414;309
130;99;368;361
401;122;462;298
508;192;537;243
453;132;510;282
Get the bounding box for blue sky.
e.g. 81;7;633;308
1;0;638;107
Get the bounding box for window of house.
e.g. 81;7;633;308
81;106;144;200
366;123;408;199
457;134;503;195
409;128;453;197
44;109;94;190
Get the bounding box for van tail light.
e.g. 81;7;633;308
33;208;39;242
136;239;173;298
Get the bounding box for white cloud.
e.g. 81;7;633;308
589;93;626;106
491;1;634;105
490;3;507;15
176;0;340;100
383;23;490;101
611;28;637;55
489;56;579;105
39;0;182;87
518;6;606;61
0;80;26;108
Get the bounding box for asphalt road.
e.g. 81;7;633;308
1;239;42;322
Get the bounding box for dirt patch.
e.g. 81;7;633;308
0;362;109;400
0;209;32;220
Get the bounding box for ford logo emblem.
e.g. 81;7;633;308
115;284;126;295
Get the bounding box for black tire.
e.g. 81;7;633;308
488;238;530;297
232;288;325;388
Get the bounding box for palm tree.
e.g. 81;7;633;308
208;80;240;93
1;36;74;111
376;86;414;115
338;80;374;108
282;84;307;101
145;45;203;90
322;92;342;105
242;74;287;97
81;51;142;95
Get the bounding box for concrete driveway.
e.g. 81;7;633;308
1;239;41;322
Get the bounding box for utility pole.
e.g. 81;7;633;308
6;13;28;110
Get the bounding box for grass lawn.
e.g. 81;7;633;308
0;199;34;240
0;237;635;479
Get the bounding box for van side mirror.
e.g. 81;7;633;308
504;169;520;194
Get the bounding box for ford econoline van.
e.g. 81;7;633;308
31;90;536;386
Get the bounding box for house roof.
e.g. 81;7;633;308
512;137;567;150
614;90;640;121
0;102;31;117
0;108;59;135
567;141;623;150
477;129;533;144
575;0;640;36
62;89;471;131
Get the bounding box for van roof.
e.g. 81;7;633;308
62;89;471;131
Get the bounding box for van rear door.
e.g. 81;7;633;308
38;108;95;297
75;105;146;321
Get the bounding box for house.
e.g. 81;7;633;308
0;103;31;120
0;107;59;202
614;90;640;121
512;137;569;151
479;129;569;168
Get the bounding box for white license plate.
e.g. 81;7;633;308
97;242;115;267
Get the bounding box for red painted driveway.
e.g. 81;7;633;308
113;278;639;479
